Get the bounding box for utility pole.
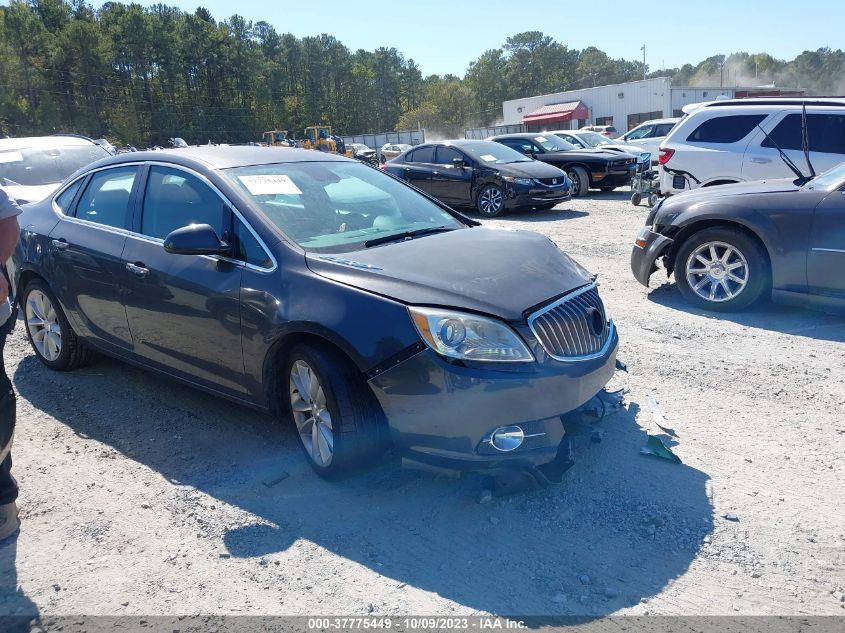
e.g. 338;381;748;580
641;45;646;80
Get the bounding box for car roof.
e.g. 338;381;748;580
0;135;100;151
487;133;560;140
631;118;680;126
703;97;845;108
86;146;353;171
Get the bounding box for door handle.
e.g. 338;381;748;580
51;238;69;251
750;157;772;164
433;171;440;176
126;262;149;278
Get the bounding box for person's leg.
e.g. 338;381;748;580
0;331;19;540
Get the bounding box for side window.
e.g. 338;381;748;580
234;219;273;269
406;146;435;163
686;114;766;144
625;125;652;141
54;179;83;215
435;146;463;165
654;124;675;136
75;166;137;229
763;114;845;154
141;166;227;240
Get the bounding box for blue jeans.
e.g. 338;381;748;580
0;332;16;506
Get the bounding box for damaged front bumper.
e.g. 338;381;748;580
367;337;618;485
631;226;674;286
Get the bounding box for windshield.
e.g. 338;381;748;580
578;131;612;147
462;143;532;164
532;135;578;152
804;161;845;191
226;161;465;253
0;144;109;187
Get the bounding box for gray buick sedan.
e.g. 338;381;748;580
11;147;618;482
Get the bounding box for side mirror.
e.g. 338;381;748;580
163;224;230;256
452;157;466;169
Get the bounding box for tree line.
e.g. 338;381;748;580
2;1;844;146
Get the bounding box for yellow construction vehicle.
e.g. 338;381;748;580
262;130;294;147
302;125;353;156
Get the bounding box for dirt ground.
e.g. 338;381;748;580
1;190;843;619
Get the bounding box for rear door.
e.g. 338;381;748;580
744;111;845;182
120;164;247;396
46;165;138;351
397;145;437;194
808;187;845;296
428;146;473;204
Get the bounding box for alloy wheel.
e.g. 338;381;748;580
685;241;749;303
289;360;334;467
479;187;503;215
25;289;62;361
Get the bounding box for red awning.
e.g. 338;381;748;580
522;100;590;125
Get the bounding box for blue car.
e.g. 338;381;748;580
11;147;617;482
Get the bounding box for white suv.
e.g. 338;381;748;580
618;118;680;164
658;98;845;196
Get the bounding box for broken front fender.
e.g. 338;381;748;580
630;227;674;287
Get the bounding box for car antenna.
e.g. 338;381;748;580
754;123;807;183
801;101;816;179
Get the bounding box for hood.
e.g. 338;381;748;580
545;149;619;161
664;178;800;208
3;183;60;205
305;227;593;321
496;160;567;179
600;143;649;157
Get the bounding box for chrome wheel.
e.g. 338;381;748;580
25;290;62;361
289;360;333;467
478;186;503;215
685;241;749;303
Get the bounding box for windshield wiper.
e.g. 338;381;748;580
755;123;807;183
364;226;454;248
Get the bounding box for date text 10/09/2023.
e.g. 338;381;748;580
307;617;528;630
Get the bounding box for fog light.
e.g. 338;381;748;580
491;426;525;452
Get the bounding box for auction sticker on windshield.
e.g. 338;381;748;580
480;154;497;162
0;151;23;164
238;174;302;196
534;136;547;142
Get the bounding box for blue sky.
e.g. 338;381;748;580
76;0;844;77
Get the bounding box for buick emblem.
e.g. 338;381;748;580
552;178;558;184
585;307;605;336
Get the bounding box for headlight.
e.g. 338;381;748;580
503;176;533;186
408;307;534;363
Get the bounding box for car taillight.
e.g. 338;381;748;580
658;148;675;165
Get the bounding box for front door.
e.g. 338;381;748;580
808;188;845;296
47;165;138;351
121;164;246;396
428;146;473;204
399;145;436;194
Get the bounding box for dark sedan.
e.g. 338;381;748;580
383;140;571;217
490;133;638;197
10;147;618;482
631;163;845;312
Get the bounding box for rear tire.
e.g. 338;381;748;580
674;227;769;312
284;343;389;479
21;279;94;370
648;193;660;207
566;166;589;197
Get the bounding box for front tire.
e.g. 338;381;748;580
566;166;589;197
674;227;769;311
285;343;388;479
476;184;506;217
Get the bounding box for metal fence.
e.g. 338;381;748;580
341;129;425;151
464;124;526;139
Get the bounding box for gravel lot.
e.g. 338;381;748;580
1;191;843;619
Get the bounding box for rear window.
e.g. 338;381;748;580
0;144;109;187
686;115;766;144
762;113;845;155
606;127;617;133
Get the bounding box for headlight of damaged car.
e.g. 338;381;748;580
503;176;533;186
409;307;534;362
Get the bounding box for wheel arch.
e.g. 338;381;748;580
261;326;366;417
665;219;772;277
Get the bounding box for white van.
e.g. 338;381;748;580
658;98;845;196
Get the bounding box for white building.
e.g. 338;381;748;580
500;78;802;133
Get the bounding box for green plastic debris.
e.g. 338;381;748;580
640;435;682;464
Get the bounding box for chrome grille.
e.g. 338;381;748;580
527;284;613;361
